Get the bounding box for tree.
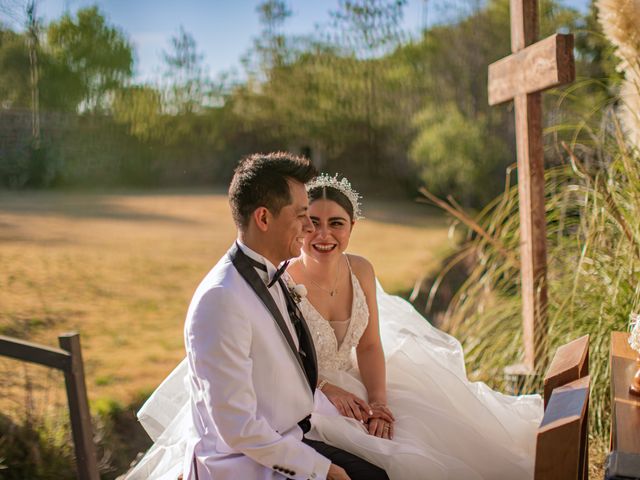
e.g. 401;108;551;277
25;0;39;145
410;103;508;205
0;27;31;108
112;85;163;141
328;0;408;175
0;0;42;144
161;26;210;114
403;0;587;203
47;6;133;112
330;0;407;57
0;25;84;112
255;0;292;75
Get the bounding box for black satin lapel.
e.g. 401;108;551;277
297;310;318;387
228;244;306;374
277;277;318;391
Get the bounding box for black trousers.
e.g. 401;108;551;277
302;438;389;480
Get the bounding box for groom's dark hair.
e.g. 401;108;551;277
229;152;317;229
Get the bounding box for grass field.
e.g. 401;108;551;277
0;190;451;407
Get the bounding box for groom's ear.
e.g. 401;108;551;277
252;207;270;232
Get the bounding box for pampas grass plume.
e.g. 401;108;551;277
597;0;640;150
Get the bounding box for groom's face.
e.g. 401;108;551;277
270;179;314;262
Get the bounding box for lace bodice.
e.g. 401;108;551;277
299;264;369;374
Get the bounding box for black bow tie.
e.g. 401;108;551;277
244;256;290;288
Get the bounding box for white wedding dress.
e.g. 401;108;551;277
124;272;542;480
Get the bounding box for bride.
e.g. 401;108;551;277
125;174;543;480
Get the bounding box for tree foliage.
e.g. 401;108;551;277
0;0;621;195
112;85;163;141
47;6;133;112
410;103;509;205
161;26;209;114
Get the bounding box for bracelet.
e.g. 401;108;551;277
317;379;328;391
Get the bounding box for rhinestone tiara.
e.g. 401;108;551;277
306;173;363;220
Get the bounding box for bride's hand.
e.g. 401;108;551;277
321;382;371;422
368;402;395;424
367;417;394;440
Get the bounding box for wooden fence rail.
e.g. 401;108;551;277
0;332;100;480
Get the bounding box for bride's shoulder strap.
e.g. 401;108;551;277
344;253;353;273
344;253;373;273
344;254;376;291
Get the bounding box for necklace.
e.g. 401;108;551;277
305;256;342;297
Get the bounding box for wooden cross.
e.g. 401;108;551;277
488;0;575;373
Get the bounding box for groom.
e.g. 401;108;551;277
183;152;388;480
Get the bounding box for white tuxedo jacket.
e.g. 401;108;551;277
182;243;331;480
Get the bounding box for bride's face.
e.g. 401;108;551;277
303;199;354;260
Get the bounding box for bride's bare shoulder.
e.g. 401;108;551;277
346;254;375;281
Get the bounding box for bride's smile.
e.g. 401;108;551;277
312;243;338;252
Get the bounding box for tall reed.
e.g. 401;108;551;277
426;103;640;438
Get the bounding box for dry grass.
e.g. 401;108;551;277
0;189;450;406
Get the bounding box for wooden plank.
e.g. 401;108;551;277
510;0;538;52
535;375;590;480
514;91;548;372
0;334;71;371
610;333;640;454
59;333;100;480
489;33;576;105
544;335;589;407
612;331;636;360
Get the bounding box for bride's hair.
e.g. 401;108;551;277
307;185;355;221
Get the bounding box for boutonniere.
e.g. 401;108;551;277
286;280;307;304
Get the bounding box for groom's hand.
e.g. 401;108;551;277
327;463;351;480
321;383;370;422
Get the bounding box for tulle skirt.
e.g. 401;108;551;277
124;283;542;480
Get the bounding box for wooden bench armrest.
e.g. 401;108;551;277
543;335;589;407
535;375;590;480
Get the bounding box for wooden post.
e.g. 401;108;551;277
59;333;100;480
488;0;575;373
0;333;100;479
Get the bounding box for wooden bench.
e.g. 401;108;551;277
533;335;590;480
606;332;640;480
535;375;590;480
543;335;589;407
